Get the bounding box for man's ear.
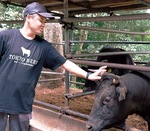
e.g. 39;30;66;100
26;14;35;21
25;14;31;21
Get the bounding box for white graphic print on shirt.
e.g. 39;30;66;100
21;47;31;57
9;46;38;67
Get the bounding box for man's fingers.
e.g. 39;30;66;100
87;66;107;80
99;66;107;70
96;66;107;75
88;66;107;72
88;69;98;72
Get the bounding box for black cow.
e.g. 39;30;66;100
82;46;134;92
86;64;150;131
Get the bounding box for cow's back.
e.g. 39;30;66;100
121;70;150;112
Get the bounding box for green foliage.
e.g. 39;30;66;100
0;4;23;29
0;3;5;18
72;10;150;89
73;10;150;53
4;4;23;20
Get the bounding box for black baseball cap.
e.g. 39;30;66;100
23;2;54;19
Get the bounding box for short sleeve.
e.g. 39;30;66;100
43;45;66;70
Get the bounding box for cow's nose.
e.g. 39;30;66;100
86;123;92;130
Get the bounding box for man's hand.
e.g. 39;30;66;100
87;66;107;81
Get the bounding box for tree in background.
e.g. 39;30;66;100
72;10;150;62
41;23;65;89
0;4;23;29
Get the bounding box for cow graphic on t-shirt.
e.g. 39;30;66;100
21;47;31;57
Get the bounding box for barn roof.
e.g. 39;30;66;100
1;0;150;18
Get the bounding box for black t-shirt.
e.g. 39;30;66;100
0;29;66;114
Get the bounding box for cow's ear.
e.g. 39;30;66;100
116;86;127;102
113;78;119;84
112;75;120;84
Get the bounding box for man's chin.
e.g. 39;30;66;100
36;32;43;36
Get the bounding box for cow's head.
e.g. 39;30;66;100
86;72;128;131
81;66;99;92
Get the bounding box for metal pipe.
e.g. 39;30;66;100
75;25;150;35
63;13;150;22
134;61;148;64
65;91;95;99
66;51;150;58
64;0;70;107
38;78;63;82
65;109;89;119
34;99;61;111
34;100;89;119
70;59;150;72
41;71;64;75
69;81;85;85
69;41;150;44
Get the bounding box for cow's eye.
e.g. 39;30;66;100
103;96;111;104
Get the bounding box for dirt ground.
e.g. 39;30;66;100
35;86;148;131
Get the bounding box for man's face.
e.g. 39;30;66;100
27;14;47;35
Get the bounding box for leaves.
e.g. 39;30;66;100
0;4;23;29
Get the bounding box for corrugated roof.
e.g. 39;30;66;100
1;0;150;18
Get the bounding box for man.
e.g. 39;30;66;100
0;2;107;131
